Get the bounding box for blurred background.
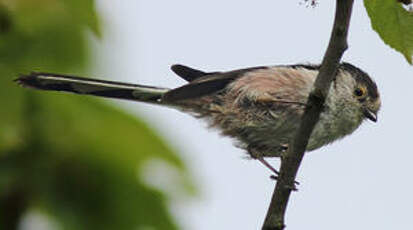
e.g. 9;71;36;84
1;0;412;230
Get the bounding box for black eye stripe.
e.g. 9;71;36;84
340;62;379;100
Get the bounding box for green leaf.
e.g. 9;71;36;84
1;92;189;230
0;1;193;229
62;0;102;37
364;0;413;64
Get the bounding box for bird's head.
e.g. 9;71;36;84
339;62;381;123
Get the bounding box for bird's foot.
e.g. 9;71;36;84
248;146;300;189
269;175;300;190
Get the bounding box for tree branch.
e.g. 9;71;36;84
262;1;355;229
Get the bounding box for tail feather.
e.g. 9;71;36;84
16;72;169;104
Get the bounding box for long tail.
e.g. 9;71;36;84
16;72;169;104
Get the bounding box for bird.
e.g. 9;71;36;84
15;62;381;175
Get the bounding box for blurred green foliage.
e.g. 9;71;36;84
364;0;413;64
0;1;192;229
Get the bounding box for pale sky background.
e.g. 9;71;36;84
87;1;413;229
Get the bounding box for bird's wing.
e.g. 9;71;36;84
171;64;212;82
164;66;267;102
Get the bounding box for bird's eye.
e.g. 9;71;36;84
354;86;367;98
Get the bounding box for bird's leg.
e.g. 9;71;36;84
260;158;299;189
247;146;279;176
247;145;299;188
257;157;279;175
260;143;300;189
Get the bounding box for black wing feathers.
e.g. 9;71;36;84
171;64;210;82
163;78;234;102
165;65;268;102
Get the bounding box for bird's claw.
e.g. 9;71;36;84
269;175;300;191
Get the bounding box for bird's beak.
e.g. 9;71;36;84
363;108;378;122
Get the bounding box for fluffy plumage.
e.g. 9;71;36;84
16;63;381;158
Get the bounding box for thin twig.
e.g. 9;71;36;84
261;1;355;229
